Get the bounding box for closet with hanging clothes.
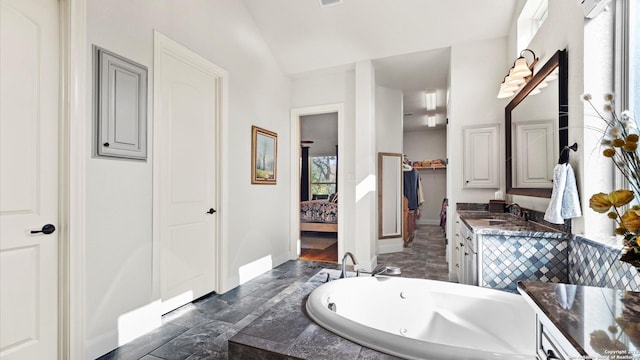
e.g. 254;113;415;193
402;157;422;246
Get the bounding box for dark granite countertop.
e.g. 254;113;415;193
518;281;640;358
457;210;567;238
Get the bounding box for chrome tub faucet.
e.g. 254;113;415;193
340;252;358;278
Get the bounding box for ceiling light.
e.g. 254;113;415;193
427;115;436;127
425;90;437;111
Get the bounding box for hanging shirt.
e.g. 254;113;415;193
403;168;419;210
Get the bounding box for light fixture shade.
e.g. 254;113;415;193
497;89;514;99
511;57;532;77
427;115;436;127
500;81;519;92
497;83;516;98
505;74;525;86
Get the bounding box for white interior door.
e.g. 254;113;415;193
0;0;59;358
155;32;220;313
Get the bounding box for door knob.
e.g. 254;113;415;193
206;208;217;214
31;224;56;235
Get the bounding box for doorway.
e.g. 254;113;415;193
289;104;345;263
153;31;224;314
299;113;338;262
1;1;61;358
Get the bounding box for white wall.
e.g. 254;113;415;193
291;68;356;259
376;86;403;251
447;37;509;276
354;60;377;269
376;86;403;153
404;128;447;224
85;1;291;358
300;113;338;156
506;1;614;239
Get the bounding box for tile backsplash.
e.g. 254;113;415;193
570;235;640;291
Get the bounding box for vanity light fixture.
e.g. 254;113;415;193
497;77;519;98
425;90;437;111
497;48;539;99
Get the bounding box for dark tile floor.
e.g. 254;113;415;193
96;225;448;360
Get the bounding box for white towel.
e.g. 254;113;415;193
544;163;582;224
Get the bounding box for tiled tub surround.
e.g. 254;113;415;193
458;210;569;292
570;235;640;290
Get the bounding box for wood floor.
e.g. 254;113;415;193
299;231;338;263
300;242;338;263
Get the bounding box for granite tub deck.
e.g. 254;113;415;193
518;281;640;358
228;269;401;360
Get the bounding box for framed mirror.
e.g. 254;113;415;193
378;152;402;239
506;49;568;197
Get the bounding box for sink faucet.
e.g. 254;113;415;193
505;203;522;217
340;252;358;278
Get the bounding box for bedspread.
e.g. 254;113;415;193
300;200;337;224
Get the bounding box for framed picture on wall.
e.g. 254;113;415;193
251;125;278;185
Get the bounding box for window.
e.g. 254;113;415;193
614;0;639;195
616;0;638;111
517;0;549;54
628;1;639;117
310;155;337;196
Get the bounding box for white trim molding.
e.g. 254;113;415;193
60;0;87;359
289;103;345;261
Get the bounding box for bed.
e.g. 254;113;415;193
300;199;337;232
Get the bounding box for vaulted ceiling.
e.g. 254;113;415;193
243;0;519;131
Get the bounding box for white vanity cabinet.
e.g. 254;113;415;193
456;219;478;285
456;210;569;291
462;125;500;188
535;316;578;360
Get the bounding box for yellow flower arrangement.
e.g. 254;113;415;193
586;93;640;269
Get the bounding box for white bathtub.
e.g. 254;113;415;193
306;276;536;360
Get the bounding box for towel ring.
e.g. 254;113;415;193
558;143;578;164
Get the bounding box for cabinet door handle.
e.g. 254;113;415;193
206;208;217;214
